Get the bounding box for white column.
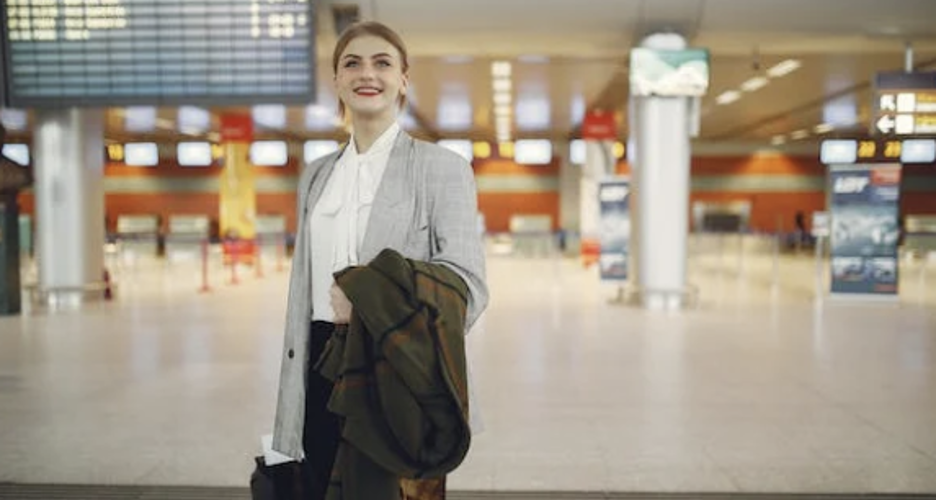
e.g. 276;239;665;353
33;109;105;308
631;33;693;310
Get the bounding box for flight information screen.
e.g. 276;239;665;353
0;0;315;107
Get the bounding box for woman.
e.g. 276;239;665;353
271;21;488;500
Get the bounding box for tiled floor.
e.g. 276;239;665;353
1;238;935;494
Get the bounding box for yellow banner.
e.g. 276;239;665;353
219;142;256;241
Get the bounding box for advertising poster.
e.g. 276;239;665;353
219;114;257;264
598;177;631;281
829;164;901;295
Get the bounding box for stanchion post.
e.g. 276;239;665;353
198;239;212;293
772;216;782;292
255;237;264;279
229;243;240;285
276;233;286;273
814;235;825;300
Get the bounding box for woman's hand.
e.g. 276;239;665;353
330;284;353;324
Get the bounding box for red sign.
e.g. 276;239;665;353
220;113;253;142
582;110;617;141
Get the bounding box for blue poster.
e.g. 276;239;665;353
598;178;631;281
829;164;901;295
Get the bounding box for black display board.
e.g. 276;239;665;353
0;0;316;107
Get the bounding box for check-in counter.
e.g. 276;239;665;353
904;215;936;258
256;214;287;257
165;215;210;262
508;214;554;257
115;215;159;260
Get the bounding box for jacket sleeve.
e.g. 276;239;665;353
424;145;489;330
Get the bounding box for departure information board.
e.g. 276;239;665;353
0;0;315;107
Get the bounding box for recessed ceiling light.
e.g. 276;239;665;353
814;123;834;134
790;129;810;140
771;135;787;145
716;90;741;105
740;77;769;92
494;104;512;117
491;61;512;78
492;78;512;93
766;59;802;78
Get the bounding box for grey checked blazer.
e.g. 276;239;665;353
272;131;489;460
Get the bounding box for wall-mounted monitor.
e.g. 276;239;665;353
124;142;159;167
177;142;213;167
514;139;553;165
250;141;288;167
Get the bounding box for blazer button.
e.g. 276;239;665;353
288;349;295;359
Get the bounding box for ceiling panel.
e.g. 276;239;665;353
7;0;936;147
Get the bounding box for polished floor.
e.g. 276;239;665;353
1;235;935;494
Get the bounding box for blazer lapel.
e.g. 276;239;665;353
360;132;414;260
301;146;345;219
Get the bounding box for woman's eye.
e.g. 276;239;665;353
376;60;391;68
343;60;358;68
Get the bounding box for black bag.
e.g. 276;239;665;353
250;456;305;500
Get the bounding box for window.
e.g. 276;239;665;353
1;144;29;166
252;104;287;130
178;106;211;134
124;143;159;167
250;141;289;167
124;106;157;132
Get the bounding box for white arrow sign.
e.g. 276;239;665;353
877;115;896;134
880;94;897;112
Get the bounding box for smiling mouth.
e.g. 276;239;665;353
354;87;382;96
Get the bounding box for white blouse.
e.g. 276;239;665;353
308;122;401;322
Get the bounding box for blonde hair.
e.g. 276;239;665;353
332;21;410;117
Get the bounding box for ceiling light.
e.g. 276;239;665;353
814;123;834;134
716;90;741;105
492;78;511;93
491;61;512;78
771;135;786;145
790;129;809;140
496;116;512;130
740;77;769;92
473;141;491;159
498;141;514;158
493;92;511;106
767;59;802;78
494;104;512;117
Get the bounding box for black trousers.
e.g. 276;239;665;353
300;321;342;500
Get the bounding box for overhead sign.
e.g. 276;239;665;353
0;0;316;108
629;48;710;97
581;110;617;141
873;71;936;136
819;137;936;165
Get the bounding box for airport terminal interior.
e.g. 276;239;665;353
2;0;936;499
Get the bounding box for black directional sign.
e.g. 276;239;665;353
873;71;936;136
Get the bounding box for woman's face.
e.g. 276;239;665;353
335;35;408;122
